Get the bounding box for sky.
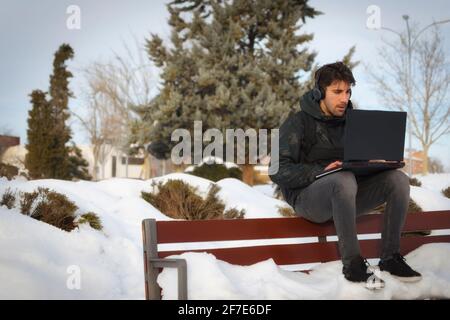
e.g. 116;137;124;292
0;0;449;169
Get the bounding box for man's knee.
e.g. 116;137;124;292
384;170;410;193
325;171;358;196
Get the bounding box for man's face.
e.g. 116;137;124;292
320;80;352;117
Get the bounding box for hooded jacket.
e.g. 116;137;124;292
269;90;353;207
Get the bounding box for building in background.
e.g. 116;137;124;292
0;144;177;180
0;135;20;158
403;149;425;175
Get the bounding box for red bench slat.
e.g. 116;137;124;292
156;211;450;244
158;235;450;266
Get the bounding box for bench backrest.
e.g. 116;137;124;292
144;210;450;266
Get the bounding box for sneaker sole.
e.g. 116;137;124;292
390;275;422;283
365;282;385;290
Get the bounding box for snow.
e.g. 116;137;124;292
0;207;143;299
252;183;277;198
159;243;450;300
409;173;450;211
216;178;287;218
184;156;239;172
410;186;450;212
0;173;450;299
413;173;450;193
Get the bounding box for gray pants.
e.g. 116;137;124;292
294;169;410;266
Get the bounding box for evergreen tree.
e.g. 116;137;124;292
25;90;52;179
25;44;90;180
67;143;92;181
134;0;321;184
341;45;359;70
47;44;74;179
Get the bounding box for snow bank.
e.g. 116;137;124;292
414;173;450;193
159;243;450;300
410;186;450;211
0;207;143;299
217;179;288;218
1;173;449;299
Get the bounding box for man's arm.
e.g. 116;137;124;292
269;114;324;189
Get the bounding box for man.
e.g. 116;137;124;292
269;62;421;288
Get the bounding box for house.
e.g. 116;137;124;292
403;149;425;175
0;135;20;158
0;143;177;181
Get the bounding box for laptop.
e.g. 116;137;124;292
315;109;406;179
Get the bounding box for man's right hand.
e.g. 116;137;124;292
324;160;342;171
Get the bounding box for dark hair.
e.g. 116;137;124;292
315;62;356;91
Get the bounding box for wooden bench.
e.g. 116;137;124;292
142;210;450;300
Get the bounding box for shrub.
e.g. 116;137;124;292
277;206;296;217
19;189;40;216
407;198;423;213
0;162;19;180
409;177;422;187
77;212;103;230
442;186;450;199
0;188;16;209
19;187;78;231
223;208;245;219
142;179;245;220
188;163;242;182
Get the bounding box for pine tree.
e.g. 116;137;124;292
25;90;52;179
341;46;359;70
25;44;91;180
67;143;92;181
47;44;74;179
134;0;322;184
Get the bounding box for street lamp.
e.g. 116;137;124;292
378;16;450;176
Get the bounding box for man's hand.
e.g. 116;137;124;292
324;160;342;171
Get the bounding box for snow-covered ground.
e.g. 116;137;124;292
413;173;450;193
410;173;450;211
159;243;450;300
0;172;449;299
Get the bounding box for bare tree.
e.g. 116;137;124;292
368;24;450;174
429;157;445;173
73;38;156;179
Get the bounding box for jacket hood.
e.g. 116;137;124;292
300;90;353;123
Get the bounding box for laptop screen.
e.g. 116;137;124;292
344;110;407;161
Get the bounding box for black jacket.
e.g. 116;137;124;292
269;90;353;207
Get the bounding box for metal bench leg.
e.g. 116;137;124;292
142;219;188;300
150;258;188;300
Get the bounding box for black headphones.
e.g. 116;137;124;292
312;64;352;102
312;66;326;101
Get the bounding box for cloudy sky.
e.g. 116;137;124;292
0;0;449;168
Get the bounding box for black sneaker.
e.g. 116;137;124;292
343;255;385;290
379;253;422;283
